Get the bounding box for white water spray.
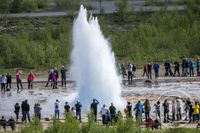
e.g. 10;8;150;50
70;5;123;111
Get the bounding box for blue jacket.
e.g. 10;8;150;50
154;63;160;73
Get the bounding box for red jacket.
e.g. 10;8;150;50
28;74;35;81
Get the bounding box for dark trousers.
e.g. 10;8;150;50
61;77;66;87
102;115;106;125
6;82;11;89
147;71;152;79
76;112;81;122
172;113;175;121
156;110;160;119
128;71;133;82
55;110;60;119
28;81;33;89
1;83;5;92
174;69;180;76
15;112;19;120
145;112;150;121
24;111;31;123
189;68;194;77
17;79;23;91
45;77;52;87
164;111;169;123
176;108;182;120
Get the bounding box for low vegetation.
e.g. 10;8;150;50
0;1;200;69
15;112;200;133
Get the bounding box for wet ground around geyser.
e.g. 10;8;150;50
0;80;200;119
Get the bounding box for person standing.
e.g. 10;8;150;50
173;61;180;76
64;102;70;113
134;100;143;123
34;103;42;120
126;101;132;118
176;98;182;121
23;100;31;123
120;63;127;78
163;99;169;123
109;103;116;123
127;62;133;82
192;102;200;122
197;59;200;76
172;100;176;121
147;63;152;79
154;101;160;119
54;67;59;85
60;66;67;87
90;99;99;122
6;73;12;90
143;64;148;77
75;100;82;122
153;62;160;79
189;59;195;77
16;70;23;92
27;71;35;89
144;99;151;122
52;71;58;89
54;99;60;119
45;68;54;87
100;104;108;125
1;74;7;93
14;103;20;121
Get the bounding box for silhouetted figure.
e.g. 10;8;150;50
90;99;99;122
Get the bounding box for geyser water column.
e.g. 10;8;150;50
70;5;123;111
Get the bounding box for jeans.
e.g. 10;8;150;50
55;110;60;119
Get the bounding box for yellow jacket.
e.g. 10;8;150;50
193;105;200;115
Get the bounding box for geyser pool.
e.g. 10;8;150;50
70;5;123;111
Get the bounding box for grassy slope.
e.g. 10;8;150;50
0;8;200;69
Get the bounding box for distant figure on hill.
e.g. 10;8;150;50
1;74;7;93
173;61;180;76
127;62;133;82
189;59;195;77
196;59;200;76
120;63;127;78
27;71;35;89
6;73;12;90
52;70;58;89
197;59;200;76
90;99;99;122
143;64;148;77
16;70;23;92
147;63;152;79
164;62;173;76
60;65;67;87
45;67;54;87
153;62;160;79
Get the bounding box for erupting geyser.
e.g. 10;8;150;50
70;5;123;111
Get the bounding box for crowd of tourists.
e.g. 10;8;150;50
2;97;200;131
0;66;67;93
120;58;200;82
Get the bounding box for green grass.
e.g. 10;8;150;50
0;8;200;69
15;112;200;133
